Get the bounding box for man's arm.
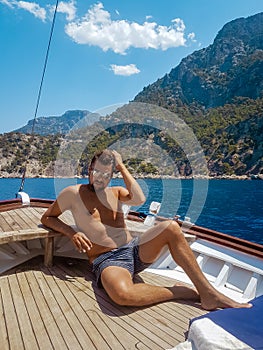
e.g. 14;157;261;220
41;199;92;253
112;150;146;205
41;200;76;238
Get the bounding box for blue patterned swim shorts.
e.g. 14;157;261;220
92;236;151;288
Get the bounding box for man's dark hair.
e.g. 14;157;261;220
89;149;115;170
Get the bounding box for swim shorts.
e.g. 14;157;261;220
92;236;151;288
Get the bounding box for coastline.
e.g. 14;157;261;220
0;174;254;180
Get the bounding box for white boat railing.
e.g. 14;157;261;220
148;237;263;302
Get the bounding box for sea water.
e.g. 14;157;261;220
0;178;262;244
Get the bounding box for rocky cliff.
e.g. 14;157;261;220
134;13;263;108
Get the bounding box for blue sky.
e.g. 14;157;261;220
0;0;262;133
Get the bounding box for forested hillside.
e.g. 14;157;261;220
1;97;262;178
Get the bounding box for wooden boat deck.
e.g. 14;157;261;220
0;256;207;350
0;200;207;349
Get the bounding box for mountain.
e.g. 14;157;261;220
1;14;263;178
134;12;263;108
129;12;263;177
1;98;262;178
14;110;100;135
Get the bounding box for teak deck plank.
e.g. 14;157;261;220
14;208;39;228
0;285;9;350
0;207;39;233
5;273;39;350
21;269;69;350
34;269;89;350
1;277;24;349
10;209;37;231
0;214;13;232
0;257;207;350
19;207;41;227
15;271;54;349
26;207;45;221
0;211;21;232
13;209;33;229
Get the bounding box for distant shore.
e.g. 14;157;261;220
0;174;256;180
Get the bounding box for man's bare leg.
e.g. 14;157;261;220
138;220;252;310
101;265;200;306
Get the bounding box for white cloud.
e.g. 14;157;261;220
171;18;185;32
110;64;140;76
2;0;76;22
0;0;14;8
49;0;76;21
65;2;188;54
1;1;195;54
17;1;46;21
188;32;196;42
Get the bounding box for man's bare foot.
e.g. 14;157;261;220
169;283;200;301
200;288;253;311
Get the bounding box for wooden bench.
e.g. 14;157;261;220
0;227;62;269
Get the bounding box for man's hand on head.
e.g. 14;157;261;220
112;150;124;171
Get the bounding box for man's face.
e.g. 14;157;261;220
89;160;113;191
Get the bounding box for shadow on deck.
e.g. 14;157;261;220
0;256;207;350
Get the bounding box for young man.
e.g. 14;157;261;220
41;149;251;310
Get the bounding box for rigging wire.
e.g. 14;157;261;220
17;0;59;195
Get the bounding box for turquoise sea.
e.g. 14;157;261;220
0;178;262;245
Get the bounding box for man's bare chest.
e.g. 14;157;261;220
80;189;119;223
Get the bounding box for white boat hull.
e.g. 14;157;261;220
147;238;263;302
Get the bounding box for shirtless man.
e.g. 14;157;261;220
41;149;251;310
